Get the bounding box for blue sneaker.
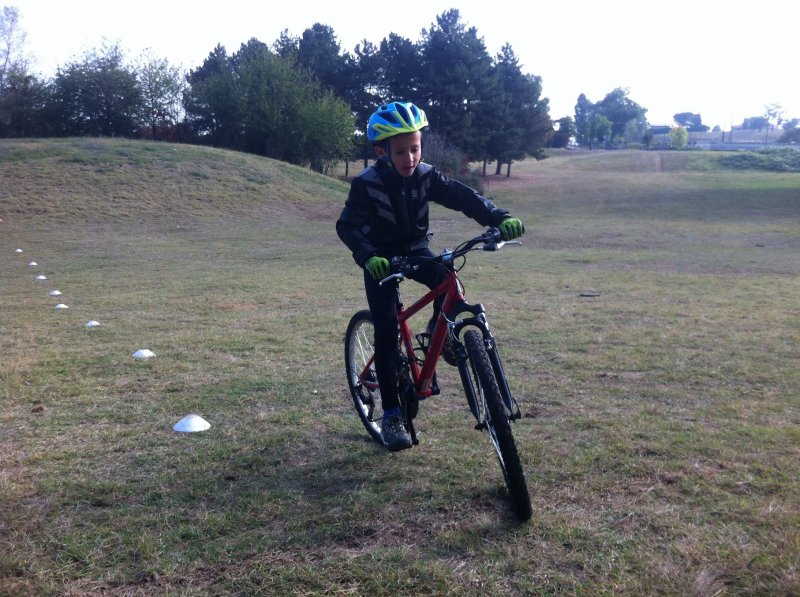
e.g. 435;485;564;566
382;415;412;452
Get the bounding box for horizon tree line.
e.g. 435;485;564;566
3;6;796;173
1;7;554;175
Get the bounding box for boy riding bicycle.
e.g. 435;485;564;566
336;101;525;452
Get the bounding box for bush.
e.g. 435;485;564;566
777;128;800;144
422;131;485;193
456;169;486;194
718;147;800;172
422;131;463;175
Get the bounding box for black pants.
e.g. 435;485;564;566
364;249;448;411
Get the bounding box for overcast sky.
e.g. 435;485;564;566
13;0;800;130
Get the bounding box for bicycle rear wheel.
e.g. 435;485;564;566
463;329;532;521
344;310;385;445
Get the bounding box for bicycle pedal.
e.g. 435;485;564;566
415;332;431;353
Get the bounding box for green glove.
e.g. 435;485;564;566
364;255;390;280
499;217;525;241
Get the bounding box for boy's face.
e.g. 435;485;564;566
375;131;422;178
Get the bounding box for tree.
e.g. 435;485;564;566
598;87;647;144
593;115;612;147
574;93;596;147
0;5;48;138
0;5;26;90
184;44;242;147
136;51;185;140
782;118;799;131
550;116;576;148
673;112;709;132
298;90;355;173
513;74;551;158
669;126;688;149
0;68;49;137
777;118;799;144
377;33;422;102
50;42;142;137
345;40;383;166
741;116;769;130
189;38;354;169
484;45;550;174
235;40;304;159
764;103;784;142
765;103;784;127
777;128;800;144
296;23;349;100
473;44;511;171
273;29;299;60
574;89;647;147
282;23;362;166
574;93;612;148
417;9;493;154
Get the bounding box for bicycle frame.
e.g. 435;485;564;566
398;270;463;399
356;271;460;401
359;261;519;420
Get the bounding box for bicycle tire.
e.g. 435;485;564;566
344;310;384;445
463;329;532;521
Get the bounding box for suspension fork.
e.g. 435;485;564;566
457;358;482;425
453;305;522;422
483;332;522;420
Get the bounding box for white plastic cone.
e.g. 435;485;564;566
55;303;69;309
49;290;62;296
35;274;47;280
173;414;211;433
133;349;156;359
28;261;38;266
15;249;23;253
85;320;101;327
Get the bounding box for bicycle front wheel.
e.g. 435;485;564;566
344;310;385;445
464;329;532;521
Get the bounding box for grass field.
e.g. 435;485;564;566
1;139;798;595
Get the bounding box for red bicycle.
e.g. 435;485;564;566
344;228;532;520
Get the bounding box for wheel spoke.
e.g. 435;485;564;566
345;311;385;444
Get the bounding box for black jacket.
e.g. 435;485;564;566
337;160;510;266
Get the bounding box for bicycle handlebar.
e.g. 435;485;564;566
378;227;519;286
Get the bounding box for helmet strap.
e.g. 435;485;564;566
376;140;393;169
384;141;394;168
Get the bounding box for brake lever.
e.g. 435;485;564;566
379;272;405;286
483;239;521;251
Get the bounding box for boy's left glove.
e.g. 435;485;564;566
499;217;525;241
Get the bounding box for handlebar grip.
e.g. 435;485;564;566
487;226;503;242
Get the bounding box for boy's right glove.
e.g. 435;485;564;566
499;217;525;241
365;255;390;280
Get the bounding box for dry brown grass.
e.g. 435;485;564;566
1;140;798;595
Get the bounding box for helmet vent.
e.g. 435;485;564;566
367;100;428;142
